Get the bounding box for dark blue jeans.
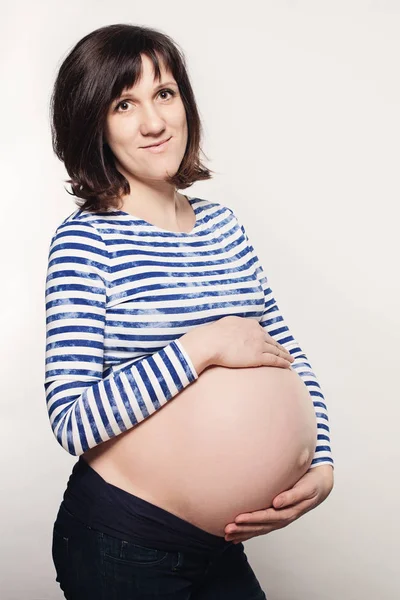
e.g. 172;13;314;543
53;502;267;599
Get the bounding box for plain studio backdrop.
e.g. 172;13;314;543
1;1;399;599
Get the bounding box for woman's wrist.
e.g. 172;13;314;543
179;324;216;374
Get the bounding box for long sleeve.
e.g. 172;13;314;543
44;220;199;456
236;217;334;470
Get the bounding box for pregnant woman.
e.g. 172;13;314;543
45;23;334;599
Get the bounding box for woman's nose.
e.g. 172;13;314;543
139;104;166;134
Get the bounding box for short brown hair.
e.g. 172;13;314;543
49;24;214;212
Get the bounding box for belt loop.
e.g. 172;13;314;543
172;551;183;572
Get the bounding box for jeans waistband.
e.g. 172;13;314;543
61;457;232;555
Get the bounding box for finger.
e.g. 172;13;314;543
235;507;295;524
225;524;263;535
228;529;273;543
226;535;250;543
230;514;294;533
226;536;250;544
274;484;318;509
264;342;293;363
228;518;293;540
278;344;293;360
228;519;279;533
240;500;314;528
226;521;288;541
227;524;267;534
263;336;293;361
265;340;289;357
262;350;293;369
232;536;252;544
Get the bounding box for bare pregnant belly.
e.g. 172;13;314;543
83;365;317;537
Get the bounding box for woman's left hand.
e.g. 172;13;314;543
224;464;334;543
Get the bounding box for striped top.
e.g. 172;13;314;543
44;195;333;468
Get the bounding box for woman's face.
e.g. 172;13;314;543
104;53;188;185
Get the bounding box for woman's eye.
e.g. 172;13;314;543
159;88;176;100
115;101;130;112
115;89;176;112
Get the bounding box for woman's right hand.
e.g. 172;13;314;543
208;316;294;369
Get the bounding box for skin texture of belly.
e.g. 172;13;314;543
83;365;318;537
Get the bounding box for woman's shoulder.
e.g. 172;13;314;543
190;195;237;222
47;208;108;264
50;207;111;238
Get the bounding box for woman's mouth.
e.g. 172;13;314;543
142;137;172;153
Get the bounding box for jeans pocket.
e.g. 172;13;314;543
103;536;170;568
52;527;70;585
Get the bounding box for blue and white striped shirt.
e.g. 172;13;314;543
44;195;333;467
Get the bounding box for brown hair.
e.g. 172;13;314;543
49;23;214;212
